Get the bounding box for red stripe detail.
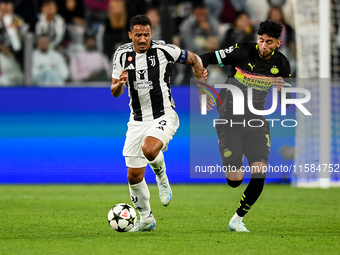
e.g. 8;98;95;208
198;82;222;105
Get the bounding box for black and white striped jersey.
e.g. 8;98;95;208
112;40;185;121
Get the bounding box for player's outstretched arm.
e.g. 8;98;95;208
200;51;219;68
184;51;214;111
111;69;128;98
273;77;285;91
185;51;204;81
275;76;292;108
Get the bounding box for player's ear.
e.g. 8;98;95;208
276;39;282;48
128;31;132;40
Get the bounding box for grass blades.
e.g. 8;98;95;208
0;184;339;255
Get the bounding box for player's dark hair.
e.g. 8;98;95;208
129;15;152;31
257;20;283;39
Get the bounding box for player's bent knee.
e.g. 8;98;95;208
142;149;155;161
141;145;158;161
141;138;163;161
226;178;243;188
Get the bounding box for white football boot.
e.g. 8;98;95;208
228;219;250;232
129;218;156;232
156;175;172;206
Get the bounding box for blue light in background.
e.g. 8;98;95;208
0;87;295;184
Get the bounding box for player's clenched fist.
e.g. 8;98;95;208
273;77;284;91
111;69;128;97
119;69;128;85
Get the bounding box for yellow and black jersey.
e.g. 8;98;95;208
200;42;292;118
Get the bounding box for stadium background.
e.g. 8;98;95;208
0;0;338;185
0;2;339;254
0;86;295;184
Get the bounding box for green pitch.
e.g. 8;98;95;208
0;184;339;255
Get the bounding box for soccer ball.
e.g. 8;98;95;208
107;203;137;232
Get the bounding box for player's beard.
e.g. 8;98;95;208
137;43;148;53
259;49;271;59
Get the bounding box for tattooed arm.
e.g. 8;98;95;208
185;51;204;81
182;51;214;111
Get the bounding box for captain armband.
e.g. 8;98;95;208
176;49;188;64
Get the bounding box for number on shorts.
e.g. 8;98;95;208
156;120;167;131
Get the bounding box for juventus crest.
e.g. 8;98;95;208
148;55;156;67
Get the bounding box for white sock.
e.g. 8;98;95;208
231;212;243;222
146;151;166;180
129;178;153;222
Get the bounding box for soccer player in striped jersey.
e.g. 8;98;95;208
111;15;204;232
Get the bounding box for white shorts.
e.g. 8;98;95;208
123;109;180;168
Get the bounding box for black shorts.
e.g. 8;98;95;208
216;118;271;168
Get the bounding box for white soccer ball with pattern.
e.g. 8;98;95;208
107;203;137;232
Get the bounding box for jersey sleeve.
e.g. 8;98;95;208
166;44;182;63
214;43;248;67
280;59;292;87
153;41;182;63
111;47;124;79
278;57;292;106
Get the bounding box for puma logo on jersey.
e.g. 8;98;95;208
248;63;255;71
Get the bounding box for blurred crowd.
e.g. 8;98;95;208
0;0;296;86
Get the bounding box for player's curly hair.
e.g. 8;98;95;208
129;15;152;31
257;20;283;39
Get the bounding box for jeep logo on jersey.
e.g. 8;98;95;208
148;56;156;67
137;70;147;80
133;81;153;90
